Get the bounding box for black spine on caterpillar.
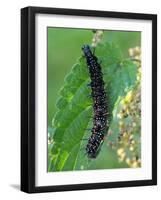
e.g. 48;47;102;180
82;45;109;158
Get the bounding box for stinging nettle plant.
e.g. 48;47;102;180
48;30;141;172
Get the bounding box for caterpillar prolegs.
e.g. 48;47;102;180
82;45;109;158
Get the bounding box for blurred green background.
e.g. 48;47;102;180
48;28;141;170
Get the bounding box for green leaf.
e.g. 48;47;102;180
49;42;137;171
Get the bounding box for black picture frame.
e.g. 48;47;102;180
21;6;157;193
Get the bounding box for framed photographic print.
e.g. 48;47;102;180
21;6;157;193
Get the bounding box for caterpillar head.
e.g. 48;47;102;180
82;45;92;57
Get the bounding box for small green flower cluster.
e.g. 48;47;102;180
116;47;141;168
92;30;104;47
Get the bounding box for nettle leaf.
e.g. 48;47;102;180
48;42;137;172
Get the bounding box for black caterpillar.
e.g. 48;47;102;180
82;45;109;158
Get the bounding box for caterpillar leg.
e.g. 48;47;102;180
87;83;91;87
